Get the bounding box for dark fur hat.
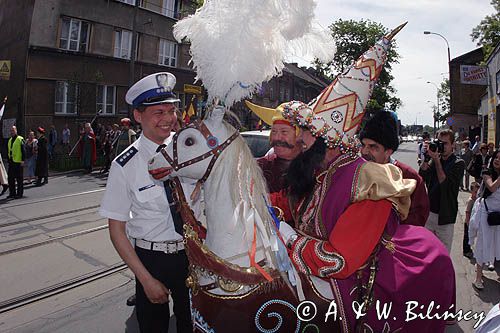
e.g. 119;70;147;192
359;111;399;151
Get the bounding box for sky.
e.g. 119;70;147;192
287;0;495;126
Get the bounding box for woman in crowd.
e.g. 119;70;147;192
25;130;38;184
470;149;500;290
35;127;49;186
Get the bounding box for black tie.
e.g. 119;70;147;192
157;144;184;236
163;179;184;236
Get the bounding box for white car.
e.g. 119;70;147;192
240;130;271;158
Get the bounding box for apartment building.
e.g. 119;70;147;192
0;0;200;143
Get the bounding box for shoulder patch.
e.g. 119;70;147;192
116;146;138;167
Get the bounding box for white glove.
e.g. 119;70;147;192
279;222;297;244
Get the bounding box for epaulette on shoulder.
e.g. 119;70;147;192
116;146;138;167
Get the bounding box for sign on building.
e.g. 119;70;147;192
0;60;11;81
460;65;487;85
184;84;203;95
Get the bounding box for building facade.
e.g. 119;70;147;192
0;0;200;148
478;43;500;145
449;48;485;140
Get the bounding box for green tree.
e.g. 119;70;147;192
437;78;450;123
313;19;402;112
471;0;500;60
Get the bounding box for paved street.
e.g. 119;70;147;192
0;142;498;332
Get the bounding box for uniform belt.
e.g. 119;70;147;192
134;238;184;254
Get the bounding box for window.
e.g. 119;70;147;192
162;0;176;18
114;30;133;59
159;39;178;67
55;81;78;115
96;85;116;115
59;18;89;52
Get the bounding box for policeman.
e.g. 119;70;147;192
99;72;193;332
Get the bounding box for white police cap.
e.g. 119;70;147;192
125;72;181;108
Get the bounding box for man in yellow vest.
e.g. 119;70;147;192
7;125;25;199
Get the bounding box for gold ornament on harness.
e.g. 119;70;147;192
217;277;243;293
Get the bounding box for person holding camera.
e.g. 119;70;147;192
469;150;500;290
419;129;465;252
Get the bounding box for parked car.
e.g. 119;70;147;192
240;130;271;158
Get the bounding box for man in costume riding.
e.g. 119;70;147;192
276;25;456;332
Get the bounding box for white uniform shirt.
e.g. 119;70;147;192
99;134;198;242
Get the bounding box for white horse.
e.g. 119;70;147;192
148;107;337;333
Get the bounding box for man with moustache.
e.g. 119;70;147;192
246;101;302;223
359;111;429;226
245;101;302;193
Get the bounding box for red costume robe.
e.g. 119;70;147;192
393;159;429;226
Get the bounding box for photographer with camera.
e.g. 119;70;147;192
419;129;465;252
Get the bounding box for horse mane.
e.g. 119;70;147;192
209;122;277;265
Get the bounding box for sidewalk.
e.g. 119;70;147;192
448;190;500;332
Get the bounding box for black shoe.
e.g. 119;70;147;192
0;186;7;196
6;194;16;199
14;195;23;199
126;294;136;306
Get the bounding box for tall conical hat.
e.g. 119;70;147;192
283;22;407;155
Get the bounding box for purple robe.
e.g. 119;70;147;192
292;156;456;332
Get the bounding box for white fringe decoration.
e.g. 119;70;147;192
174;0;335;107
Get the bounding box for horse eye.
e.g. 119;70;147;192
185;137;195;146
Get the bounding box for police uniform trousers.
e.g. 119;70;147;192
7;161;23;197
135;247;192;333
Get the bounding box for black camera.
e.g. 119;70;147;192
424;139;445;162
428;139;445;153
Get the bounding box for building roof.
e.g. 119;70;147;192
283;63;328;88
450;47;484;64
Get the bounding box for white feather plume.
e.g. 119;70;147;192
174;0;335;107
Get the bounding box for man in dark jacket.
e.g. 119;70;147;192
419;129;465;252
360;111;430;226
469;143;489;182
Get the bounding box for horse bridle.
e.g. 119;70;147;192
159;119;240;184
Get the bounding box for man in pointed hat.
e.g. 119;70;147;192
246;101;303;222
246;101;302;191
359;110;429;226
277;24;456;332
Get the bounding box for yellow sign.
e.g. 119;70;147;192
0;60;11;80
184;84;203;95
488;96;496;144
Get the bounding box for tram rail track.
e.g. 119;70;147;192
0;189;105;209
0;262;128;314
0;204;101;229
0;224;109;256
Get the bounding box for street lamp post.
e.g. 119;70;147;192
423;31;451;63
424;31;452;116
427;81;439;133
